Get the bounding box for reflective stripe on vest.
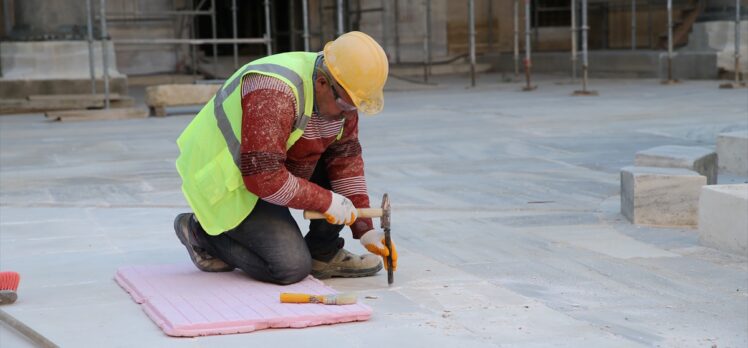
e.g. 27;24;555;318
214;63;312;166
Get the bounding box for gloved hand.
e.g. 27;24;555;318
360;229;398;270
323;192;358;225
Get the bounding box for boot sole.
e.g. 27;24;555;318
174;213;202;267
312;263;383;280
174;213;233;272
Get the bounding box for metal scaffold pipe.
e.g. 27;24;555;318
113;38;267;45
582;0;588;91
487;0;493;52
423;0;432;82
522;0;534;91
99;0;110;109
302;0;310;51
721;0;746;88
514;0;519;78
573;0;597;96
190;0;198;77
571;0;577;82
289;0;297;51
395;0;400;63
231;0;238;69
86;0;96;95
469;0;476;87
318;0;324;48
264;0;272;54
664;0;676;84
382;0;388;55
668;0;673;79
337;0;344;37
631;0;637;50
735;0;742;84
211;0;218;73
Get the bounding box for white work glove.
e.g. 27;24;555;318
323;192;358;225
360;229;398;271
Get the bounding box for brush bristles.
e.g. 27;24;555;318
0;272;20;292
325;293;357;305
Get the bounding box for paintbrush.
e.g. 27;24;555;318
280;292;357;305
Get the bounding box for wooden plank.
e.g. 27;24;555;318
45;107;149;122
145;84;220;110
27;93;124;101
127;74;204;87
1;97;134;115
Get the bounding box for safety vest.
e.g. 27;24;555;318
176;52;319;235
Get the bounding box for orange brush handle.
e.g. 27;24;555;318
280;293;313;303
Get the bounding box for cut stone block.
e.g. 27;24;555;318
635;145;718;185
717;131;748;176
621;166;706;227
145;84;220;116
698;184;748;255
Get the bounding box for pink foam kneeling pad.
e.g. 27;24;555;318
115;264;372;337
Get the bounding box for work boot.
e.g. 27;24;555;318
311;248;382;279
174;213;234;272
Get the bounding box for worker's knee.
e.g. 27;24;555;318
266;255;311;285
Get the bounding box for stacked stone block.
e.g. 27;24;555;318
635;145;718;185
717;131;748;176
620;166;706;227
698;184;748;255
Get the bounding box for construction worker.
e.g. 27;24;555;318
173;31;397;285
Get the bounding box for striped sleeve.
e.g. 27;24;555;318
239;75;331;214
263;172;301;206
323;113;374;238
330;176;368;197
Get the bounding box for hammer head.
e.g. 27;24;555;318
380;193;390;230
380;193;393;285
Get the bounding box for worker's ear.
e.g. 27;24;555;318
315;73;329;87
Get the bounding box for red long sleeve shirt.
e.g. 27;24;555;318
238;73;374;238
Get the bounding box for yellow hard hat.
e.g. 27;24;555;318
323;31;389;115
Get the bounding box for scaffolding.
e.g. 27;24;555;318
87;0;272;108
70;0;743;108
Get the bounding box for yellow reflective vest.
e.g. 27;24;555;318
176;52;318;235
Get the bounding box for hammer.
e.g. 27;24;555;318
303;193;394;285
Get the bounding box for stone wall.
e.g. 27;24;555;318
684;20;748;73
106;0;190;76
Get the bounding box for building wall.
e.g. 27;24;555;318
444;0;695;55
307;0;449;62
106;0;189;76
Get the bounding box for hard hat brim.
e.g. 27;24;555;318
355;90;384;115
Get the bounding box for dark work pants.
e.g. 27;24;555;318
192;163;344;285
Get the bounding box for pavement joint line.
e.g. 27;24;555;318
0;309;59;348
